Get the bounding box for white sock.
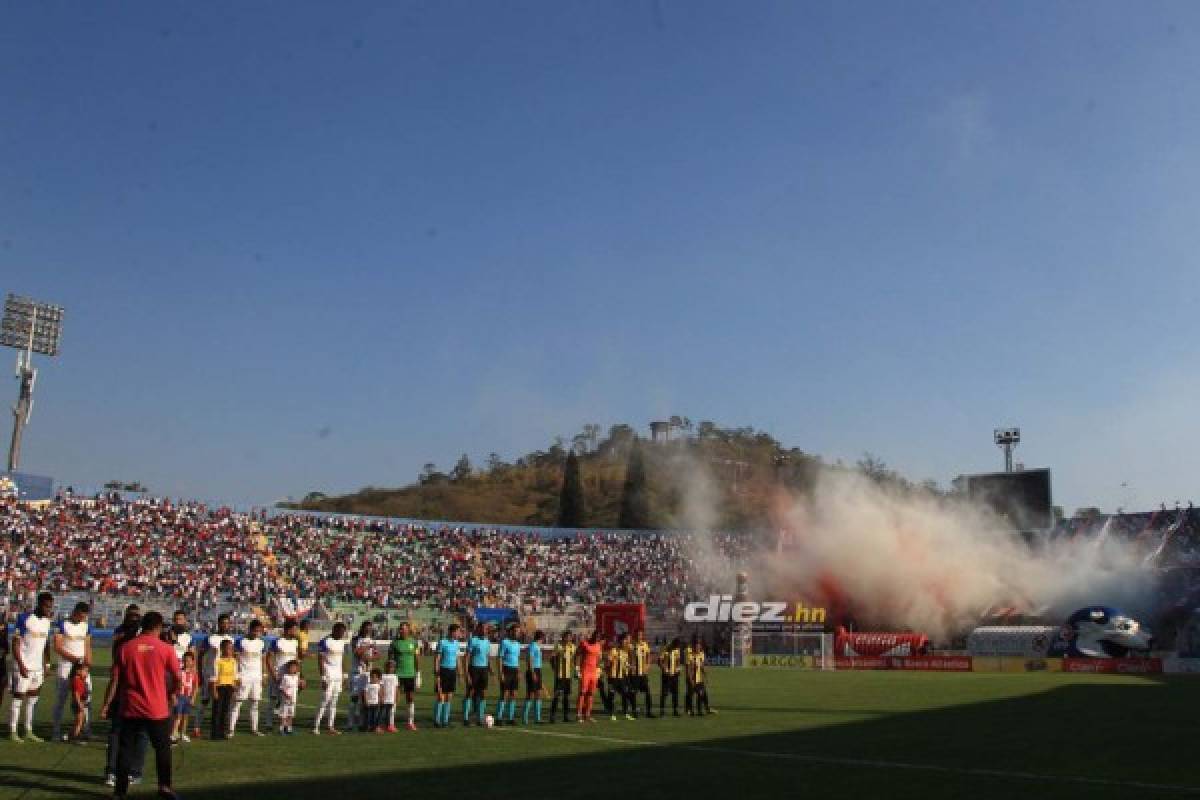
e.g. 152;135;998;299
23;697;38;734
388;705;396;727
9;696;20;733
313;705;325;730
249;701;259;731
407;703;415;724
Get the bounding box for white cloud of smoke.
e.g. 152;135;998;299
684;467;1157;642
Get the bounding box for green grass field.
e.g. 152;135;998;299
2;650;1198;800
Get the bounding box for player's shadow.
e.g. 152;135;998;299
16;677;1198;800
0;765;106;797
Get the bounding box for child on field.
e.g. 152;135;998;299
278;660;303;735
69;663;90;743
363;669;382;733
213;639;239;740
379;661;399;733
173;652;199;743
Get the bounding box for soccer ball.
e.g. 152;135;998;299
484;715;495;728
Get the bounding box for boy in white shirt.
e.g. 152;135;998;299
364;669;382;733
277;660;303;735
378;660;399;733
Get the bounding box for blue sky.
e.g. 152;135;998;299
2;1;1198;512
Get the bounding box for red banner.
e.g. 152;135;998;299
1062;658;1163;674
835;656;972;671
595;603;645;639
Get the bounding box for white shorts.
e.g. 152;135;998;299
236;678;263;702
11;669;45;694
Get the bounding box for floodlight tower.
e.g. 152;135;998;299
2;294;65;472
994;427;1020;473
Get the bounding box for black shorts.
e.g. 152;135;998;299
501;666;519;691
398;677;416;694
469;666;489;691
553;675;571;694
630;675;649;692
524;669;542;693
661;673;680;692
437;667;457;694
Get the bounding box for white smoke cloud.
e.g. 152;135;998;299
681;466;1158;642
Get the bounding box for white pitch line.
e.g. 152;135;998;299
505;727;1200;794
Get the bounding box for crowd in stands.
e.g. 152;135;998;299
1;495;759;619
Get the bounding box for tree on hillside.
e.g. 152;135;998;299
452;454;473;482
558;450;586;527
618;441;653;529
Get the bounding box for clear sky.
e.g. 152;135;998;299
3;1;1198;512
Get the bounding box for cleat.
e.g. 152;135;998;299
130;775;143;785
105;775;116;787
252;731;265;737
10;733;23;743
25;732;44;743
625;715;635;720
610;715;617;721
405;722;416;731
312;729;321;735
181;734;191;743
224;733;233;739
326;728;341;735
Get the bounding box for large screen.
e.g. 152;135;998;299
964;468;1053;531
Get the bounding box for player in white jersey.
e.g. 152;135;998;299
230;619;267;736
348;621;377;731
201;613;235;732
313;622;348;735
170;609;196;667
268;620;301;713
51;602;92;741
8;592;54;742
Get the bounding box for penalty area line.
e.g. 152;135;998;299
505;727;1200;794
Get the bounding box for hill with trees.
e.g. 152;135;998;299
287;419;927;529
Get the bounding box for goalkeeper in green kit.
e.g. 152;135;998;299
388;622;421;731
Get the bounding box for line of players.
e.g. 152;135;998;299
3;594;713;746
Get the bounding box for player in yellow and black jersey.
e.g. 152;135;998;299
658;637;683;717
547;631;576;723
601;633;633;720
627;629;654;718
684;634;711;716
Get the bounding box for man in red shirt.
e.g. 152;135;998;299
101;611;182;800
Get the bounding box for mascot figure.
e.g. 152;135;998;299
1061;606;1153;658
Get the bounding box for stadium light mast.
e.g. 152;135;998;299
1;294;65;472
993;427;1020;473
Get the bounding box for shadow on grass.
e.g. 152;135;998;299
11;679;1198;800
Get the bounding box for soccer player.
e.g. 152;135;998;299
297;619;311;660
464;623;493;726
348;621;376;731
627;629;654;718
432;624;462;728
574;629;603;723
522;630;545;725
267;619;301;718
168;610;195;665
52;601;92;741
230;619;267;736
496;624;522;726
201;613;235;734
658;637;683;717
8;591;53;742
313;622;348;735
388;622;420;731
604;633;632;721
548;630;575;723
685;635;711;716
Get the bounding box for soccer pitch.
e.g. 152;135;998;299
2;652;1198;800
